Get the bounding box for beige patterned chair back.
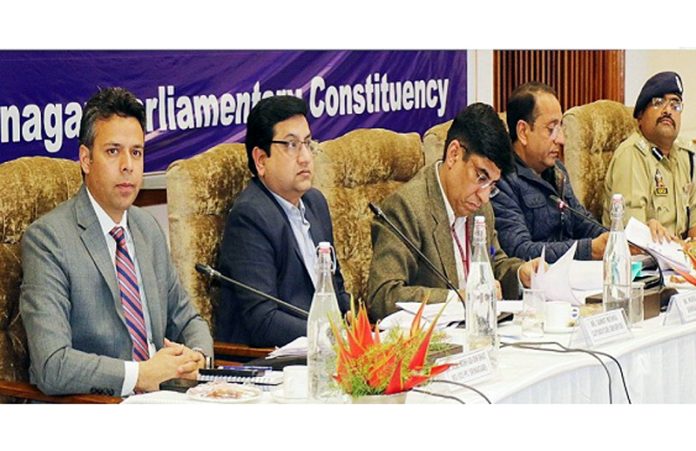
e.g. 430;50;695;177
422;112;508;166
563;100;636;220
0;157;82;402
315;128;424;304
166;144;250;329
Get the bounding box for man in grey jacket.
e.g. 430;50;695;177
492;82;607;263
20;87;213;397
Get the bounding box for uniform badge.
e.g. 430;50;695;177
654;168;668;196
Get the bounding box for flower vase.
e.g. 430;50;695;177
351;392;408;404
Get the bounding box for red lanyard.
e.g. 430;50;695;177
451;220;470;279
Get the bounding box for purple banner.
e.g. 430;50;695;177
0;51;467;172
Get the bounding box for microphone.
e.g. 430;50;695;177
368;202;468;314
195;263;309;318
548;195;664;288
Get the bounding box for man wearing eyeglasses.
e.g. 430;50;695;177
367;103;538;320
604;71;694;240
216;95;350;347
491;82;607;263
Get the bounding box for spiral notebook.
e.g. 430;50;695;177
197;370;283;386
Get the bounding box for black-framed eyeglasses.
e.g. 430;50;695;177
650;96;683;113
270;138;318;157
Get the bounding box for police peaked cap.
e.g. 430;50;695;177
634;71;684;118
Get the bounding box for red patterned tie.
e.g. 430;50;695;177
109;226;149;362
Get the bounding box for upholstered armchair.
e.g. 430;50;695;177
315;128;424;304
422;120;452;167
563;100;636;220
0;157;120;403
165;143;272;360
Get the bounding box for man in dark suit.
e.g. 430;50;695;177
20;87;213;396
216;95;349;347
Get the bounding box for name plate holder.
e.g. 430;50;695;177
663;292;696;326
569;309;632;348
435;347;493;386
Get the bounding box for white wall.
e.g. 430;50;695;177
467;50;494;105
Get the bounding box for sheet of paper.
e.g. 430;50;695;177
625;217;691;272
530;242;603;305
380;300;523;331
539;242;580;304
267;336;307;358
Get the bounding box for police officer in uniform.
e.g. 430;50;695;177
604;71;696;240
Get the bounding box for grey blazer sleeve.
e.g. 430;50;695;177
20;221;124;396
159;232;213;356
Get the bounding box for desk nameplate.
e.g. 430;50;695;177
576;310;631;348
435;348;493;384
664;292;696;325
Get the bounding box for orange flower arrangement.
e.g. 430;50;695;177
328;299;453;397
677;241;696;286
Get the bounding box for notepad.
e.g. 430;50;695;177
197;370;284;386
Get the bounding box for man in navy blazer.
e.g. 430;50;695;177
492;82;607;263
216;96;350;347
20;87;213;396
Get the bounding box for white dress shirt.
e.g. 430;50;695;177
269;191;318;287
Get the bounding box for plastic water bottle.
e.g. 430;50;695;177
307;241;343;402
603;194;631;319
465;216;499;368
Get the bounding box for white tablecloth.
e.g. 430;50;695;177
123;315;696;404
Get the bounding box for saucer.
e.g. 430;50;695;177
544;325;575;334
186;382;262;403
271;389;307;404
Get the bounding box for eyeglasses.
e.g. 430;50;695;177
270;138;318;157
474;167;500;198
457;140;501;198
544;122;563;141
650;96;683;113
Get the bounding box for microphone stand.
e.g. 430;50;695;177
195;263;309;318
368;202;468;317
548;195;664;288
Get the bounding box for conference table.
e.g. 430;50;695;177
123;314;696;404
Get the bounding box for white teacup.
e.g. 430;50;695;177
545;301;579;331
282;365;308;399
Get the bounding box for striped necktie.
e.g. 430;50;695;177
109;226;148;362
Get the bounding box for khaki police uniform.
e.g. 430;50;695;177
603;130;696;237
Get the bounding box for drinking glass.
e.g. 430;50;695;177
521;288;545;337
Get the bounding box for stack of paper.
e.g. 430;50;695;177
379;300;523;330
625;217;691;272
532;243;603;305
267;336;307;359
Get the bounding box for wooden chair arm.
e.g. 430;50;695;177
214;341;273;360
0;380;122;404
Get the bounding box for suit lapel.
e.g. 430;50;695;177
129;215;164;346
254;179;313;281
425;164;459;286
75;186;122;319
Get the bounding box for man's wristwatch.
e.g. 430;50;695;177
192;347;213;369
